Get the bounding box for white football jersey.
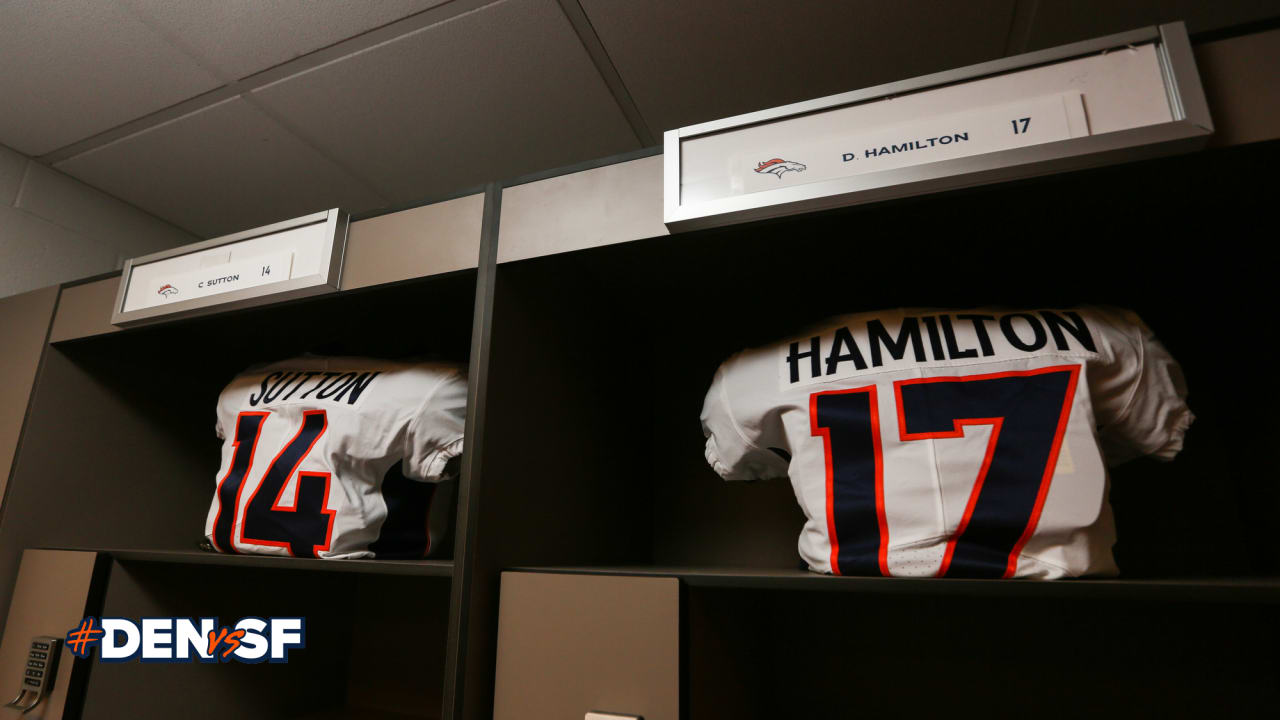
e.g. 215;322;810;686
701;308;1192;579
204;357;467;560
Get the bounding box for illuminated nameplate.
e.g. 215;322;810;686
665;23;1211;231
113;209;348;326
146;251;294;306
733;93;1086;198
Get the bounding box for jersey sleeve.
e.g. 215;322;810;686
1089;309;1194;465
700;357;790;482
402;368;469;483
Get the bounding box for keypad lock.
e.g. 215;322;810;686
4;637;60;714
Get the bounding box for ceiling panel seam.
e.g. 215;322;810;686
115;0;237;86
38;0;501;166
39;85;240;165
94;1;388;207
554;0;656;146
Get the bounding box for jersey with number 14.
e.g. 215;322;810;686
701;308;1192;579
204;357;467;560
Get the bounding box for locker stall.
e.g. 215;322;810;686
481;141;1280;716
0;195;483;719
474;24;1280;718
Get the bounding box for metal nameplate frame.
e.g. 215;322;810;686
111;208;349;327
664;22;1212;232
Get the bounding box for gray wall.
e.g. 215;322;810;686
0;144;194;299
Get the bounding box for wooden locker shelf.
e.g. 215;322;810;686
510;565;1280;602
301;709;439;720
100;549;454;577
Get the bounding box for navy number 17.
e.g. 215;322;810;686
810;365;1079;578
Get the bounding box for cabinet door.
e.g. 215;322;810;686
494;572;679;720
0;549;104;720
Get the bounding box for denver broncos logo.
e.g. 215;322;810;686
754;158;807;178
157;283;178;298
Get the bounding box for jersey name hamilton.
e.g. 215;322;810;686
701;307;1193;580
785;309;1097;385
205;357;467;561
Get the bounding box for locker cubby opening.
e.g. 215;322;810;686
684;585;1280;718
82;560;451;720
477;140;1277;581
0;272;475;564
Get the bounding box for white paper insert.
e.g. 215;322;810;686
734;93;1088;196
148;251;294;306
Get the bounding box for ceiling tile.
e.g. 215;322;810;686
1024;0;1280;50
124;0;451;80
251;0;640;204
579;0;1017;133
54;97;388;237
0;0;222;155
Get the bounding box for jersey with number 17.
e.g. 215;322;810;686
701;308;1192;579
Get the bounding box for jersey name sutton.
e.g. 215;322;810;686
701;308;1192;579
204;357;467;560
